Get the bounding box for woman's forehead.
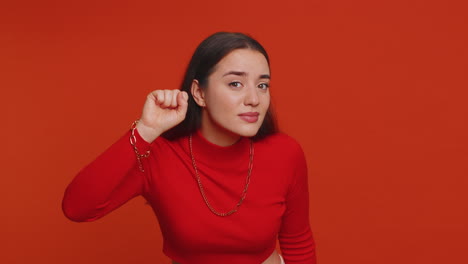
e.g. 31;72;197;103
214;49;270;76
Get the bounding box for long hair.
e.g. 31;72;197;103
162;32;278;141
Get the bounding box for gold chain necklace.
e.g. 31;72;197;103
189;134;254;217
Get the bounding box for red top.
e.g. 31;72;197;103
62;129;316;264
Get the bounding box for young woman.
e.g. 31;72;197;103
63;32;316;264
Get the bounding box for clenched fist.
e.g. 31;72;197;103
136;90;189;143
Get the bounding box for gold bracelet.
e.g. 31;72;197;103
130;120;150;172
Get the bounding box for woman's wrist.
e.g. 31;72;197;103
135;121;162;143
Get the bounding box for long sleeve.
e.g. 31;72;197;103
278;145;317;263
62;129;151;222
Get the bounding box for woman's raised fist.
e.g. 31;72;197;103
136;90;189;143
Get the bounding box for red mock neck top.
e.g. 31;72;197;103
63;129;316;263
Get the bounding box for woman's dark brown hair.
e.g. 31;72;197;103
162;32;278;140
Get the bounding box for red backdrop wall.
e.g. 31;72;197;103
2;0;467;263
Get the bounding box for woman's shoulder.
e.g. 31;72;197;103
255;132;304;154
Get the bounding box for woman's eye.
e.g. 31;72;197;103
229;81;242;88
258;83;270;90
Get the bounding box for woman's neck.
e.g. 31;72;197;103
199;125;241;147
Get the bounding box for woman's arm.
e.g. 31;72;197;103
62;90;188;222
278;144;317;263
62;129;151;222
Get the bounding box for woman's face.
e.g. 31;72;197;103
193;49;271;146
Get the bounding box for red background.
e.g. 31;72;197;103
1;0;467;263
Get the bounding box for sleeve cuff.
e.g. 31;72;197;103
132;128;153;152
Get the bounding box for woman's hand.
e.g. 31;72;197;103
136;90;189;143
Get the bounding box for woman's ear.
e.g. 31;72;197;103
191;79;206;107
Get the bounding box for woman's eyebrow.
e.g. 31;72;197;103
222;71;271;79
223;71;247;77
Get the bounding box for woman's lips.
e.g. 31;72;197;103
239;112;259;123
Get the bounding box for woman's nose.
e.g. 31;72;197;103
244;85;260;106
